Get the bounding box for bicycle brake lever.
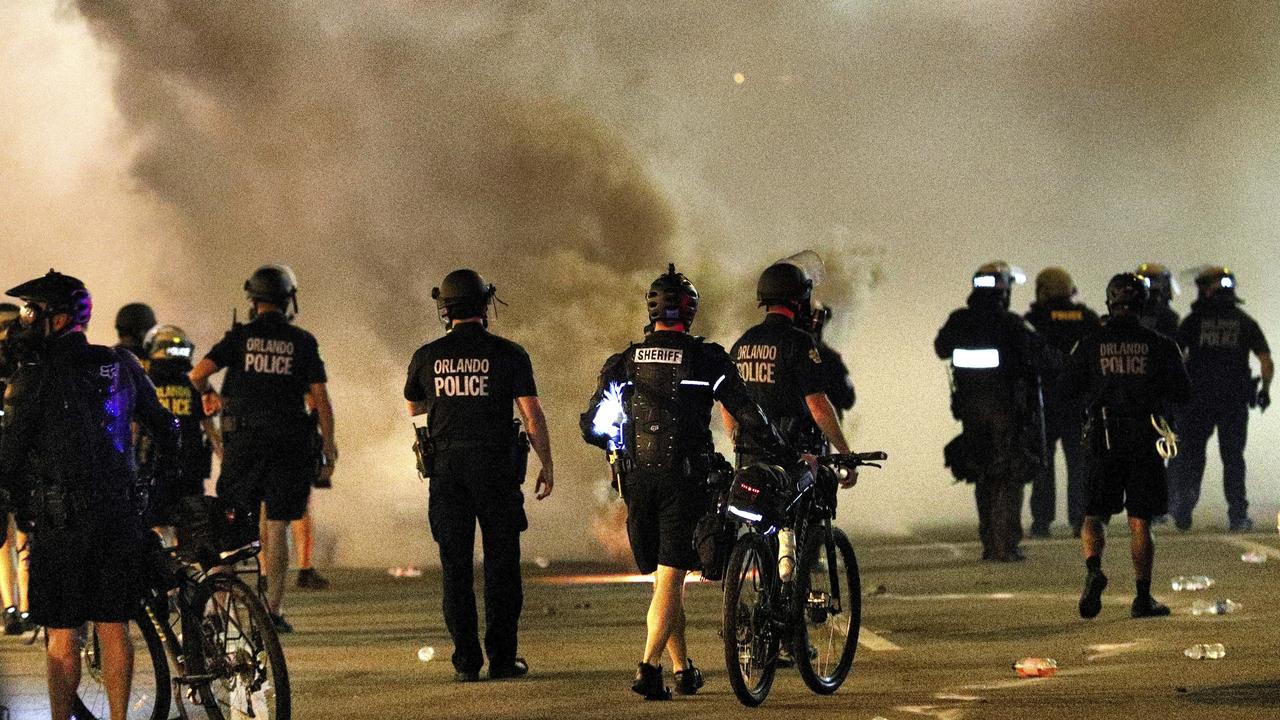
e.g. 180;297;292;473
861;463;882;469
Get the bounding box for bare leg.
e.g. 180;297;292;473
46;627;83;720
292;510;314;570
1129;516;1153;582
265;520;290;614
95;622;134;720
1080;515;1105;562
642;566;688;669
15;527;29;614
0;518;14;609
664;580;688;672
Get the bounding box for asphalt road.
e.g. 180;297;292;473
3;527;1278;719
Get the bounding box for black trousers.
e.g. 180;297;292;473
957;399;1026;559
428;450;527;673
1030;406;1088;532
1167;399;1250;526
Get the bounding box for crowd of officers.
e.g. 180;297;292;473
937;262;1271;617
0;255;1272;716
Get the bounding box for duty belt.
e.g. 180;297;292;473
432;437;514;452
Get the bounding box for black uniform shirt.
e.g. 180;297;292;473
730;314;825;452
1138;303;1180;339
148;358;210;477
205;311;326;423
1063;315;1190;419
817;341;855;415
0;333;178;501
1025;299;1102;357
1177;300;1270;402
935;296;1044;402
404;322;536;445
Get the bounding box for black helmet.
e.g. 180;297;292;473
647;263;699;328
1106;272;1150;314
6;269;93;329
432;269;496;324
1136;263;1177;303
143;324;195;361
245;264;299;311
757;262;812;307
1194;266;1239;302
115;302;157;339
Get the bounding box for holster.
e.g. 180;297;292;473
511;419;531;484
413;425;435;479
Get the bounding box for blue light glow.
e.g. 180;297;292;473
591;382;628;447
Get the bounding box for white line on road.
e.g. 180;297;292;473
858;627;903;651
1218;536;1280;559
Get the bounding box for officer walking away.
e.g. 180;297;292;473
1166;267;1272;532
936;262;1048;562
581;264;797;700
404;269;554;683
808;301;856;418
725;262;851;464
1065;273;1190;619
1135;263;1180;339
1023;267;1102;537
114;302;157;360
190;265;337;633
143;325;222;521
0;270;179;720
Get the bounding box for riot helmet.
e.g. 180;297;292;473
245;264;299;315
1105;272;1150;315
1194;266;1239;303
970;261;1024;310
1034;267;1074;304
6;269;93;336
646;263;699;329
432;269;496;326
757;262;813;310
115;302;157;340
144;324;196;362
1136;263;1177;305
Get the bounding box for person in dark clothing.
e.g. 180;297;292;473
113;302;157;360
936;262;1047;562
581;264;796;700
726;262;851;463
0;302;34;636
1135;263;1180;339
0;270;179;720
1166;267;1272;532
405;269;553;683
190;264;337;633
1024;267;1102;537
809;301;856;418
142;324;222;520
1064;273;1190;620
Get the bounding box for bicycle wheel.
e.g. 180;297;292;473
793;526;861;694
722;532;780;707
187;573;290;720
73;609;172;720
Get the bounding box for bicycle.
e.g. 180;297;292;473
72;496;291;720
719;451;886;707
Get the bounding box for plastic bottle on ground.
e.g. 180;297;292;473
1170;575;1215;591
417;645;436;662
1190;599;1240;616
1013;658;1058;678
1183;643;1226;660
1240;551;1268;564
777;528;796;582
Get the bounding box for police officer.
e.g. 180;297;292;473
143;325;222;520
726;262;851;464
581;264;796;700
190;264;337;632
1135;263;1180;339
1024;267;1102;537
935;262;1048;562
405;269;553;683
1065;273;1190;619
1166;267;1272;532
808;301;856;418
0;302;33;636
114;302;157;360
0;270;178;720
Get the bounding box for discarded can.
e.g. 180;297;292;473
1013;657;1058;678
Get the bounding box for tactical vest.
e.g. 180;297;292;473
624;339;701;472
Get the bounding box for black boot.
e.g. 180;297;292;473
3;607;19;636
674;659;704;695
631;663;671;700
1130;595;1171;618
1078;569;1107;619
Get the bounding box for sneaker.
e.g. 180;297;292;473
268;613;294;634
1130;595;1171;618
3;607;19;636
674;660;704;695
18;611;35;633
1078;569;1108;619
1228;518;1254;534
489;658;529;680
297;568;331;590
631;663;670;701
454;670;481;682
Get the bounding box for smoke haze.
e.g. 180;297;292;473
1;1;1277;564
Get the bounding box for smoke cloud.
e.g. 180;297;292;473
1;1;1276;564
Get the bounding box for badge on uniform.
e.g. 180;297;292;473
634;347;683;364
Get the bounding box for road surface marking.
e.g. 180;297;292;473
859;627;902;651
1218;537;1280;560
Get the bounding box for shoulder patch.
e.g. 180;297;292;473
809;348;822;364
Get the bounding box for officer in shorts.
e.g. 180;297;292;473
405;269;554;682
0;270;178;720
190;265;337;633
582;264;796;700
1065;273;1190;620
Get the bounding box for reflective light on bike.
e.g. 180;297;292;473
952;348;1000;369
591;382;628;444
727;505;764;523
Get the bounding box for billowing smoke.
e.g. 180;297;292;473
2;1;1277;564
